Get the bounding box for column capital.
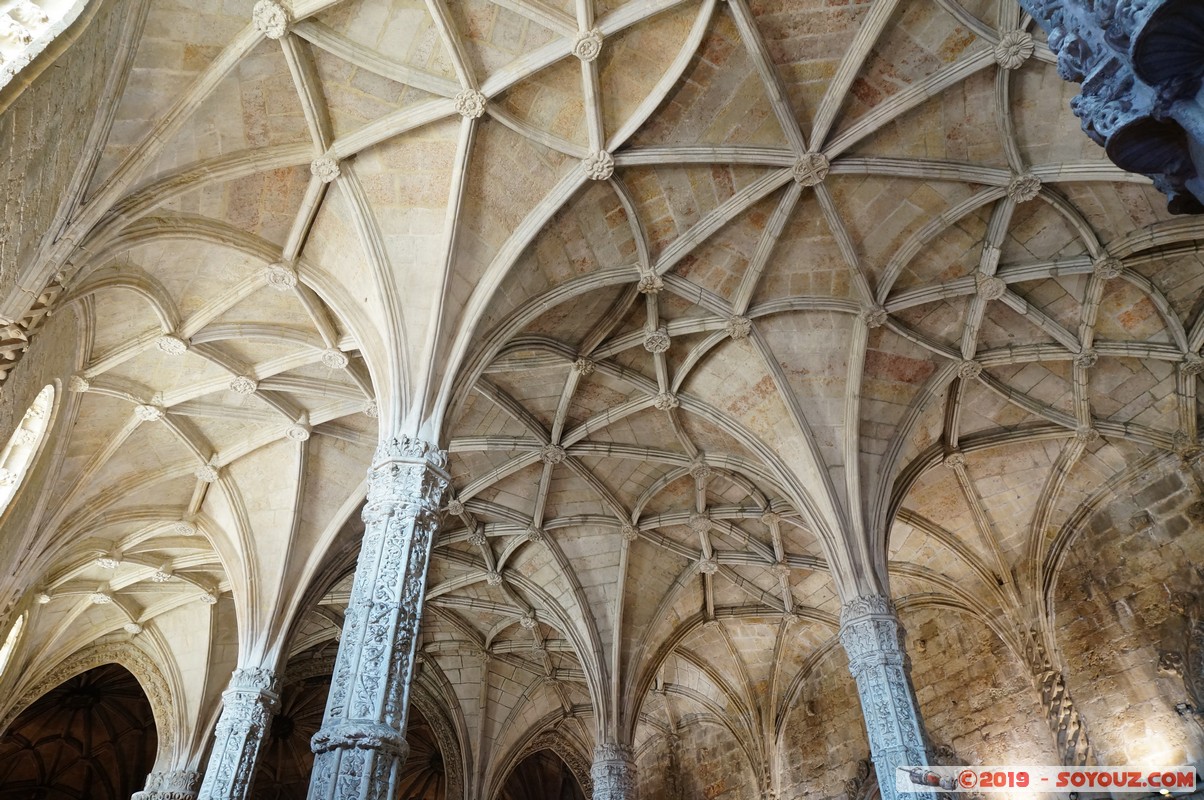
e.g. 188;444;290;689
133;770;202;800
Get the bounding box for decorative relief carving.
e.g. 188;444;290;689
792;152;830;186
308;435;448;800
135;404;164;422
861;306;888;328
644;327;671;354
975;273;1007;300
1181;354;1204;376
654;392;679;411
957;360;982;380
195;464;220;483
572;29;603;62
198;667;280;800
1074;349;1098;368
454;89;486;119
310;156;340;184
156;335;189;355
321;348;348;369
584;150;615;180
620;523;639;542
1093;256;1124;280
1007;173;1042;203
133;769;202;800
725;315;752;340
252;0;290;39
1021;628;1093;765
637;272;663;294
573;356;595;376
591;742;636;800
286;424;311;442
698;556;720;575
994;30;1034;69
229;376;257;395
67;374;90;393
540;443;567;465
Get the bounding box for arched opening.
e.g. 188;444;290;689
0;612;24;678
0;662;157;798
500;749;587;800
0;383;53;517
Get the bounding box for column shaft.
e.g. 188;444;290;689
133;769;202;800
307;435;448;800
197;667;280;800
592;742;636;800
839;595;936;800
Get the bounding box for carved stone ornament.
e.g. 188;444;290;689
263;262;297;291
1093;256;1124;279
308;435;448;800
34;591;50;604
453;89;486;119
1007;173;1042;203
96;553;120;569
861;306;888;328
286;424;311;442
252;0;290;39
839;595;937;800
67;374;90;393
446;498;465;516
310;155;341;184
10;1;49;29
584;150;615;180
467;528;487;547
654;391;679;411
591;742;636;800
698;556;720;575
573;356;595;376
199;590;219;605
135;404;164;422
229;375;258;395
124;622;144;635
321;348;349;369
975;273;1007;300
1074;349;1098;368
761;510;780;526
486;570;503;586
362;398;379;418
89;591;112;605
690;458;713;482
540;443;567;465
196;463;220;483
173;520;197;537
519;612;538;629
943;450;966;469
994;30;1035;69
156;334;188;355
1182;353;1204;376
572;28;604;62
793;152;831;186
525;526;545;545
197;667;280;800
637;271;664;294
725;315;752;340
620;523;639;542
1075;426;1100;444
957;360;982;380
0;16;32;45
644;327;671;354
688;511;711;534
133;769;202;800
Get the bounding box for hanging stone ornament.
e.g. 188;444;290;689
286;424;311;442
591;743;636;800
89;592;112;605
792;152;830;187
67;374;90;393
195;463;220;483
1074;349;1098;368
957;360;982;380
199;590;220;605
135;404;165;422
942;450;966;469
584;150;615;181
688;511;711;535
133;769;202;800
643;327;671;354
1180;353;1204;376
861;306;888;328
156;334;189;355
540;443;567;465
263;262;298;291
197;667;280;800
307;436;448;800
525;526;546;545
453;89;486;119
173;520;198;537
96;553;121;569
1075;426;1100;444
519;611;538;629
573;356;595;376
123;622;144;635
485;570;503;586
620;523;639;542
321;349;348;370
994;30;1034;69
698;556;720;575
637;271;663;294
467;527;487;547
310;155;341;184
839;595;939;800
689;459;712;483
572;28;604;62
34;591;51;604
725;315;752;340
975;273;1007;300
1007;172;1042;203
362;399;379;418
445;498;465;516
252;0;290;39
230;376;258;395
1093;256;1124;280
653;392;679;411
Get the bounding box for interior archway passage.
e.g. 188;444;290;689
0;662;157;800
500;749;588;800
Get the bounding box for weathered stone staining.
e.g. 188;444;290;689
307;436;448;800
1019;0;1204;213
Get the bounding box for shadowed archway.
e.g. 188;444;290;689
0;662;157;799
499;749;587;800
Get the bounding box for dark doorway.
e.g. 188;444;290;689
499;749;586;800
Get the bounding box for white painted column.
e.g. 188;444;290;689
197;667;280;800
306;435;448;800
133;769;203;800
839;595;937;800
592;742;637;800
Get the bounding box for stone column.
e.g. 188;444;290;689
133;770;203;800
307;435;448;800
839;595;936;800
591;742;636;800
197;667;280;800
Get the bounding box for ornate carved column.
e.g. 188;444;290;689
133;770;203;800
591;742;637;800
197;667;280;800
307;436;448;800
839;596;937;800
1018;0;1204;214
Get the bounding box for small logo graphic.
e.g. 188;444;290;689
958;769;978;789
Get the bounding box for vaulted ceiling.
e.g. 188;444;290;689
1;0;1202;796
